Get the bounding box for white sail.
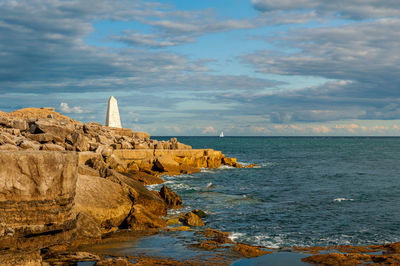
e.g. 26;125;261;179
219;131;224;138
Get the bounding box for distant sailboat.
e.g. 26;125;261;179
219;131;224;138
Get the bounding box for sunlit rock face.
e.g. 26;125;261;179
105;96;122;128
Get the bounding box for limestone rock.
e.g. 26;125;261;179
107;171;167;216
159;185;182;209
153;156;180;173
180;211;205;227
74;212;102;240
18;139;40;150
0;151;78;250
124;205;166;231
0;144;18;150
41;143;65;151
74;174;133;233
106;154;127;172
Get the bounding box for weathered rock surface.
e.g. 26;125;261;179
74;174;133;234
0;151;78;250
159;185;182;209
123;205;166;231
180;211;205;227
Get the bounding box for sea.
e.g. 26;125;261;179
149;136;400;248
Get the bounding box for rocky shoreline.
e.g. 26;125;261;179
1;107;400;265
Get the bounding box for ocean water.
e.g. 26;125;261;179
149;137;400;248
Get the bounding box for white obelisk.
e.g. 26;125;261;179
105;96;122;128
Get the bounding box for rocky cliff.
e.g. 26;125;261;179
0;107;240;264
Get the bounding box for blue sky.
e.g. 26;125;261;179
1;0;400;136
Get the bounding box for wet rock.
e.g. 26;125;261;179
232;244;271;258
180;211;205;227
159;185;182;209
96;257;133;266
192;209;206;218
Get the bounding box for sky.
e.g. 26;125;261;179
1;0;400;136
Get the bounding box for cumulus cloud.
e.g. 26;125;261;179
202;126;218;135
59;102;84;113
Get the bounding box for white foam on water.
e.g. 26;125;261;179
228;232;246;242
218;165;234;169
253;234;285;249
333;198;354;202
206;182;214;188
200;168;215;173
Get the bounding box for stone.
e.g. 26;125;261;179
232;244;270;258
179;211;205;227
124;205;166;231
105;96;122;128
25;133;54;143
153;156;180;173
159;185;182;209
106;171;167;216
133;132;150;141
74;212;102;240
71;132;90;152
78;164;101;176
0;144;18;150
41;143;65;151
96;145;113;157
192;209;207;218
11;119;28;131
106;154;127;172
95;257;133;266
74;174;133;234
0;151;78;250
0;250;42;266
18;140;40;150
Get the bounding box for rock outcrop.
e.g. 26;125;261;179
0;151;78;251
0;107;250;264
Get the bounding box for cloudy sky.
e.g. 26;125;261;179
1;0;399;136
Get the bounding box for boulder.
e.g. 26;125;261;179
179;211;205;227
41;143;65;151
30;119;74;139
153;156;180;173
74;175;133;234
106;172;167;216
133;132;150;141
71;132;90;152
123;205;166;231
0;144;18;150
106;154;127;172
159;185;182;209
18;139;40;150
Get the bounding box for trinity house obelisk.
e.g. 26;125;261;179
105;96;122;128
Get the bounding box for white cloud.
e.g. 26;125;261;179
59;102;84;113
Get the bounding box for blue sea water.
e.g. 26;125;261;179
151;136;400;248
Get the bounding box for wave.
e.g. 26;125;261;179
333;198;354;202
